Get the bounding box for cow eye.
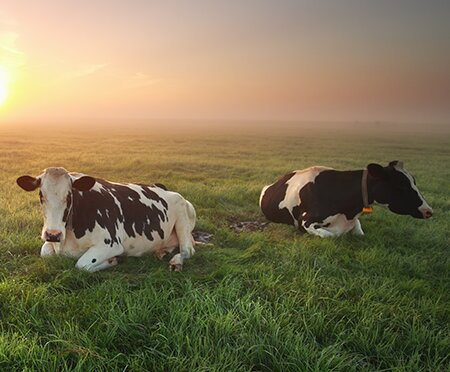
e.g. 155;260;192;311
39;191;44;203
66;193;72;206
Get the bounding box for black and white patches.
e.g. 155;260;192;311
71;180;169;245
62;192;72;224
297;169;365;227
153;183;168;191
259;172;297;226
17;167;197;273
260;167;332;228
260;161;433;237
393;165;432;216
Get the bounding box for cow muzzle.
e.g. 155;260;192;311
419;207;433;219
44;229;63;242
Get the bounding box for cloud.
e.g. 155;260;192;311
127;72;161;88
0;32;25;58
0;31;26;80
66;63;108;79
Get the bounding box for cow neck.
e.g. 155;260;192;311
361;169;382;213
65;194;74;232
361;169;371;212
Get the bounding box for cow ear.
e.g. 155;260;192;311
72;176;96;191
367;163;386;179
389;160;403;168
17;176;41;191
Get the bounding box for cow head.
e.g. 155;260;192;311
367;161;433;219
17;167;96;242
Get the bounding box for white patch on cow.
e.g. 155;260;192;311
302;213;360;238
259;185;270;207
277;166;332;226
39;168;73;241
127;184;167;213
395;165;432;213
89;182;103;193
351;219;364;236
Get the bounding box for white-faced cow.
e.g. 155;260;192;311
259;161;433;238
17;167;196;272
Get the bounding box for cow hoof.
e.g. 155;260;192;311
108;257;118;266
155;250;168;260
169;263;183;272
169;254;183;272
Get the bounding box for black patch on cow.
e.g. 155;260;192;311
62;192;72;223
91;258;97;263
378;168;423;218
71;180;169;244
261;169;367;228
153;183;167;191
298;170;369;227
139;185;169;221
260;172;297;226
261;164;429;230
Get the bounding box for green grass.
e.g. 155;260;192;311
0;124;449;371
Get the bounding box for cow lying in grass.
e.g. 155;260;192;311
17;167;196;272
259;161;432;237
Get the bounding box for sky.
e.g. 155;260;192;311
0;0;449;124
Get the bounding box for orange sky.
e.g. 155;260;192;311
0;1;449;124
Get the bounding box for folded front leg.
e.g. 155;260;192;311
75;243;124;272
40;241;56;256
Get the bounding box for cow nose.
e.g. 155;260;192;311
45;230;62;242
421;209;433;219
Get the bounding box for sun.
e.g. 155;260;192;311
0;66;10;107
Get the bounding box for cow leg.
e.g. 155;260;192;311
40;242;56;256
90;257;119;271
169;202;196;272
155;230;179;260
304;224;336;238
301;218;337;238
351;219;364;236
75;243;124;272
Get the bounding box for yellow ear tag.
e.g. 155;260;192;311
363;207;373;214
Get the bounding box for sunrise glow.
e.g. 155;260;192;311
0;1;449;124
0;66;9;107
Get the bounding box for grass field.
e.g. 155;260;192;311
0;123;449;371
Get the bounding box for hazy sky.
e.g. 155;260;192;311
0;0;449;123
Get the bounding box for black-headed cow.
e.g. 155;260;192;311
259;161;432;237
17;167;196;272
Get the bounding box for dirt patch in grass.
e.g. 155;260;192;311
228;218;269;233
192;230;214;244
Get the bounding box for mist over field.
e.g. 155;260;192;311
2;119;450;137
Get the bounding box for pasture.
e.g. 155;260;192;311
0;123;449;371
